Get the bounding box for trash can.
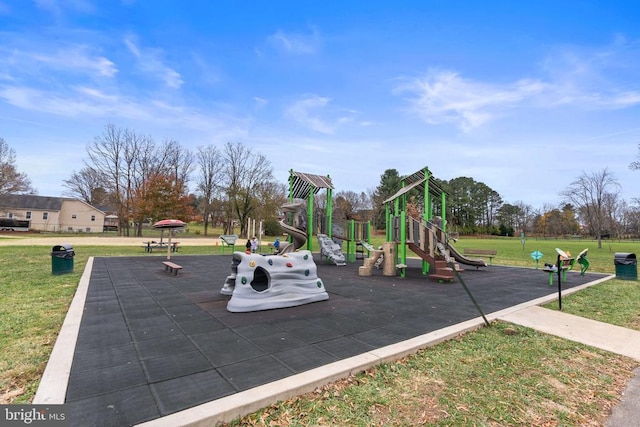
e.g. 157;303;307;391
614;253;637;280
51;244;75;275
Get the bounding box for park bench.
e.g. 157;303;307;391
542;257;575;286
463;248;497;265
162;261;183;276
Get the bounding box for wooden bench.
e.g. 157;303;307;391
543;258;575;286
463;249;497;265
162;261;183;276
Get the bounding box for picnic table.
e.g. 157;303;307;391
143;241;180;253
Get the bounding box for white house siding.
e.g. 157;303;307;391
59;200;105;233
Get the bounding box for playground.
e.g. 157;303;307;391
37;253;608;425
31;166;635;425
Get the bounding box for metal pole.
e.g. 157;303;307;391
557;253;562;311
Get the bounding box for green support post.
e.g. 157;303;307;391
326;185;333;239
399;210;406;278
347;220;355;262
307;186;314;251
422;167;430;275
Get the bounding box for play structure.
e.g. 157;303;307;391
317;234;346;265
286;170;373;266
220;250;328;312
377;166;487;281
220;196;330;312
275;199;309;254
542;248;589;285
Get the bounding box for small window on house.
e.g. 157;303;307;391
26;211;31;219
7;212;13;219
43;212;48;220
91;215;95;221
72;214;77;219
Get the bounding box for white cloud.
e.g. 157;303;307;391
395;70;548;132
286;95;357;134
0;43;117;79
267;27;320;55
124;35;183;88
35;0;96;19
397;38;640;132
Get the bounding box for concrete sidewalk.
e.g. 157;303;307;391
499;306;640;427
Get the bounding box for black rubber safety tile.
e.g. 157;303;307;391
82;301;123;316
351;328;408;348
142;351;213;383
78;311;125;327
136;335;199;360
68;385;159;427
75;328;132;351
217;355;294;391
71;343;138;373
126;314;177;331
184;290;223;303
193;330;266;367
121;306;168;320
314;336;377;359
151;370;236;416
178;318;227;335
163;304;213;322
154;293;196;307
285;323;343;343
268;318;315;331
233;322;288;340
64;254;609;425
130;324;184;343
66;361;147;401
273;345;338;373
247;331;308;353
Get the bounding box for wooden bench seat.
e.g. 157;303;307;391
463;249;497;265
162;261;183;276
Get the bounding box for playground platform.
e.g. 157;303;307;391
37;255;611;426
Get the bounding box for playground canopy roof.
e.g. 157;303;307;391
289;170;334;199
383;168;447;204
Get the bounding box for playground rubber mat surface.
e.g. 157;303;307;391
64;255;608;425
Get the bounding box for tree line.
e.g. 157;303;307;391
1;128;639;246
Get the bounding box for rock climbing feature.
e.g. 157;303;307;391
220;250;329;312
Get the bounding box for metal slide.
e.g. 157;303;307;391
278;220;307;253
446;243;488;268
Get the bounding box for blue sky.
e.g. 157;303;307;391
1;1;639;209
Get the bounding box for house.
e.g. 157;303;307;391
0;194;106;233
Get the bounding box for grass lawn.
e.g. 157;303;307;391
1;235;639;425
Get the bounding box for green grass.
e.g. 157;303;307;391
1;235;639;425
230;322;634;426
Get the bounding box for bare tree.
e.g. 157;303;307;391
561;168;621;248
631;143;640;205
0;137;34;196
222;142;275;236
196;144;224;235
85;124;193;237
62;166;110;206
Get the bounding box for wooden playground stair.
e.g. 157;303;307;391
407;242;457;281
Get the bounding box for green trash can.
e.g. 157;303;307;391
51;244;75;275
614;253;637;280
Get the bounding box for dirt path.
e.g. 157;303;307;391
0;235;223;246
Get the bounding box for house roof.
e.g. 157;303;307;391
0;194;104;213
